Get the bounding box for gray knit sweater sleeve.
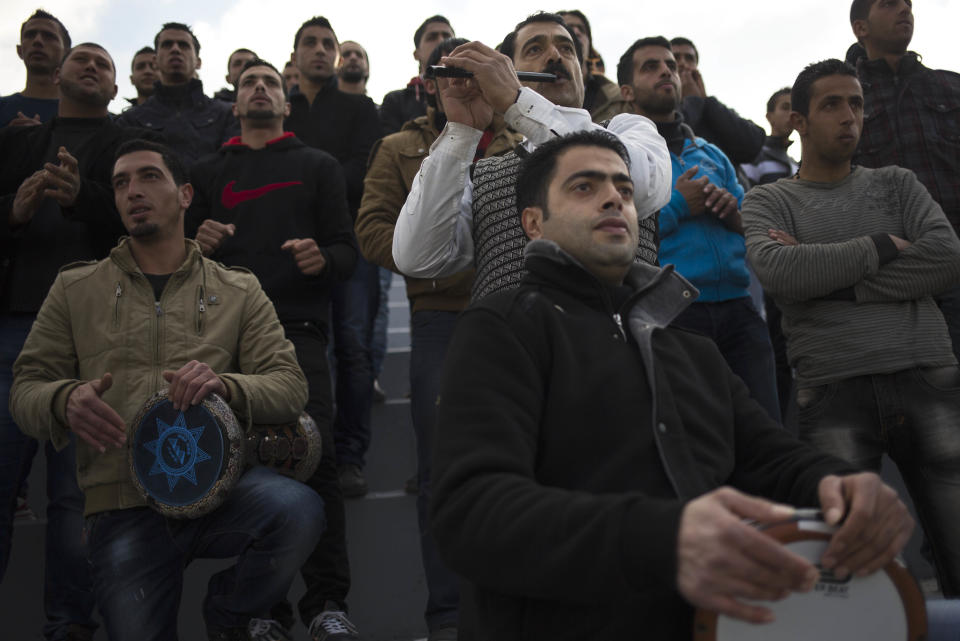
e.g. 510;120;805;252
742;183;879;304
853;168;960;302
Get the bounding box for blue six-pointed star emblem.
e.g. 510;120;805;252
143;412;212;491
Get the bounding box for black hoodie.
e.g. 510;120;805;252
187;133;357;329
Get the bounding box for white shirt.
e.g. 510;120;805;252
393;87;673;279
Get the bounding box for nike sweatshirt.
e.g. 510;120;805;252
187;133;358;331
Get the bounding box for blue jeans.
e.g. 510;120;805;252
0;314;96;640
371;267;393;378
86;466;325;640
672;297;781;423
330;256;379;468
410;311;460;631
796;367;960;596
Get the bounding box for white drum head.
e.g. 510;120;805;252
694;518;927;641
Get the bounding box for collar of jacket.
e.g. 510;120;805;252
654;112;697;156
288;75;339;105
110;237;203;276
153;78;207;108
523;238;705;500
522;238;698;328
858;51;922;79
220;131;299;151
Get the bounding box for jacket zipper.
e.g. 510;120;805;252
195;285;206;335
612;313;626;340
113;282;122;328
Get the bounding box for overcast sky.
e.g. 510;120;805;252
2;0;955;143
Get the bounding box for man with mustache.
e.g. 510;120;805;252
118;22;238;167
393;12;671;302
355;36;524;641
743;58;960;597
616;37;780;423
0;10;71;127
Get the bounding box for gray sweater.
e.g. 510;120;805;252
743;165;960;386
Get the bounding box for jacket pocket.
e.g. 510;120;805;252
923;96;960;149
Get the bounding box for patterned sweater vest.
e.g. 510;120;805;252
470;149;660;302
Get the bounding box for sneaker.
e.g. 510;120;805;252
247;618;292;641
338;464;368;498
14;496;37;522
308;606;359;640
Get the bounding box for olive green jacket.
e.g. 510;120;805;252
10;238;307;515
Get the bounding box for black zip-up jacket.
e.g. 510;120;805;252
117;79;238;168
284;77;382;215
432;240;854;640
186;133;357;332
0;117;152;313
379;78;428;136
681;95;765;165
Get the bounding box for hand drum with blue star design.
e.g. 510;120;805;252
129;391;244;518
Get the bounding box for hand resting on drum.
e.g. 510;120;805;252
65;372;127;453
817;472;914;581
163;360;230;411
677;476;912;625
677;487;818;625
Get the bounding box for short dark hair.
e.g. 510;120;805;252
500;12;583;64
114;139;188;187
616;36;671;87
766;87;791;114
61;42;115;74
229;48;257;64
557;9;591;41
238;58;286;95
791;59;858;117
132;46;155;71
154;22;200;55
850;0;877;24
423;37;470;108
517;130;630;217
669;36;698;61
414;15;452;48
22;9;71;50
294;16;337;51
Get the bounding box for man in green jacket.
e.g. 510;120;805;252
10;139;323;641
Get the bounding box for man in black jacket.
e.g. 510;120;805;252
0;41;140;641
431;130;913;640
286;16;382;504
379;15;455;135
187;58;360;641
670;36;765;165
118;22;238;167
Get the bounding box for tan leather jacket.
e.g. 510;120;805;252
355;108;523;313
10;238;307;515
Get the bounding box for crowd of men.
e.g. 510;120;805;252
0;1;958;640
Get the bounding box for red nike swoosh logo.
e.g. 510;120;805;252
221;180;303;209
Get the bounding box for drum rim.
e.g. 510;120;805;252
128;390;244;519
692;518;928;641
